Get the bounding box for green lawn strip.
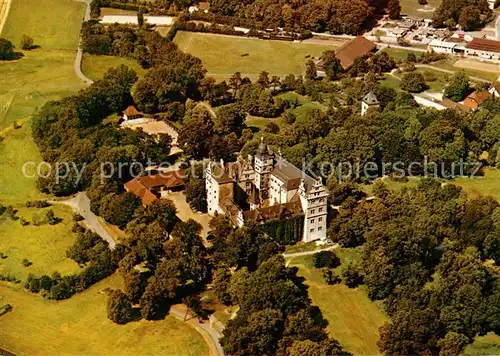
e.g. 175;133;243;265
82;54;147;81
286;248;387;355
382;47;417;62
0;204;81;281
452;168;500;201
399;0;440;18
0;124;46;204
173;31;337;79
429;58;499;82
465;332;500;356
0;274;209;355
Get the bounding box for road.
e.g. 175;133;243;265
0;0;12;35
74;0;94;85
52;192;116;249
169;304;224;356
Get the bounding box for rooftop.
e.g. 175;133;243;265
335;36;377;70
466;38;500;53
124;170;185;206
122;105;143;117
362;91;379;105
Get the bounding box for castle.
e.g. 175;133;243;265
205;139;328;243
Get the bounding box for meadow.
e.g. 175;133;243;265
82;53;146;81
0;204;81;281
286;248;388;355
0;274;208;355
0;0;211;353
173;31;340;80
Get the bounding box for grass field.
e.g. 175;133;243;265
382;47;421;62
286;248;388;355
173;31;339;80
466;333;500;355
82;54;147;81
0;274;209;356
0;204;81;281
399;0;440;18
0;0;87;130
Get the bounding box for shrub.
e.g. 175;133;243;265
72;213;84;221
32;209;59;226
322;269;342;285
343;263;364;288
423;70;437;82
20;34;34;50
400;72;427;93
313;250;341;268
107;289;134;324
26;200;50;208
19;217;29;226
22;258;33;267
4;206;18;220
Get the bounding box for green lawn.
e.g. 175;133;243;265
0;274;209;356
0;124;46;204
399;0;441;18
382;47;419;62
0;0;87;130
430;58;499;82
453;168;500;201
0;204;81;281
286;248;387;355
173;31;339;80
465;333;500;355
82;54;147;81
380;73;402;91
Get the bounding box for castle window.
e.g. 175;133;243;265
319;217;323;222
310;219;315;224
311;209;315;214
318;227;322;231
319;207;323;212
310;228;314;233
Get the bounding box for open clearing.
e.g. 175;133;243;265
0;204;81;281
0;0;87;129
453;59;500;74
466;332;500;355
82;53;147;81
0;274;209;355
286;248;388;355
399;0;440;18
173;31;341;80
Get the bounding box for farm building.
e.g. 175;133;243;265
334;37;377;70
463;90;492;110
125;171;185;206
465;38;500;61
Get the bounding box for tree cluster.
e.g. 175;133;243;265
433;0;492;29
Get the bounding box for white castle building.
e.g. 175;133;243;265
205;138;328;243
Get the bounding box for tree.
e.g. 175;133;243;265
229;72;243;96
0;38;15;60
137;8;145;28
444;71;470;102
458;6;482;30
178;107;214;159
20;34;34;50
257;71;270;88
123;270;147;303
342;263;364;288
320;51;343;80
400;72;426;93
305;60;317;80
213;266;232;305
107;289;134;324
437;332;470;356
388;0;401;19
100;193;141;228
313;250;341;268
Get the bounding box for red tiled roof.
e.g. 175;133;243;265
335;37;377;70
464;90;491;109
243;198;303;222
466;38;500;53
123;105;143;117
124;170;185;206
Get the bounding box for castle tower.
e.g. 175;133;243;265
253;137;273;201
300;178;329;243
205;162;220;216
361;91;380;116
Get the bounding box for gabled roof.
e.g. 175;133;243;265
124;170;185;206
198;1;210;10
123;105;143;117
272;157;316;191
362;91;379;105
465;90;491;106
243;198;303;222
466;38;500;53
335;37;377;70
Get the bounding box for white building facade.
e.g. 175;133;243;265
205;139;328;243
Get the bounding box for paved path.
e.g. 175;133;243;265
0;0;12;35
415;64;490;83
74;0;94;85
52;192;116;249
170;304;224;356
198;101;217;118
282;243;339;258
